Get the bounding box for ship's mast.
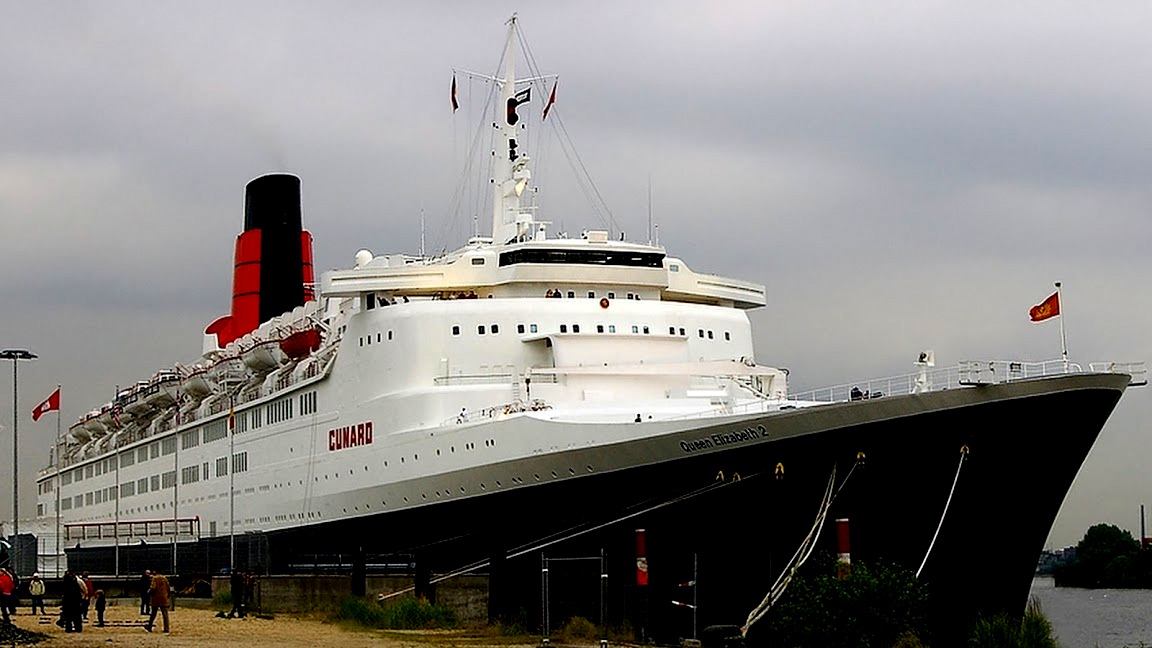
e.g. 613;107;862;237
491;15;534;245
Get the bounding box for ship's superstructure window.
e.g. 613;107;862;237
567;291;574;298
73;495;82;509
181;429;200;450
452;325;460;335
498;249;664;268
162;437;177;456
471;257;485;265
151;475;160;491
216;457;228;477
669;326;675;335
266;398;293;424
85;492;93;506
608;292;615;299
708;330;714;339
151;443;160;459
181;464;201;485
560;325;568;333
204;420;228;443
61;498;72;511
62;471;73;486
588;291;595;298
162;471;176;489
679;328;686;336
492;324;499;334
598;325;605;333
300;391;317;415
478;325;486;335
251;409;262;429
517;324;525;334
725;331;731;341
530;324;538;333
137;477;148;494
388;330;393;340
643;326;649;334
85;465;93;479
232;452;249;474
609;325;616;333
698;329;705;338
121;482;135;498
120;452;134;468
631;326;639;334
137;447;148;463
572;324;580;333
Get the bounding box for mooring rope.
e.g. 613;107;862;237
377;470;761;602
915;445;969;579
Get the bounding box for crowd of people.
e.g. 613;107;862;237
0;566;172;634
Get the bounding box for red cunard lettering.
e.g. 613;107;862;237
328;421;374;452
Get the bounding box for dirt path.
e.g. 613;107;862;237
7;600;541;648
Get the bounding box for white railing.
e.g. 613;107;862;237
789;359;1145;404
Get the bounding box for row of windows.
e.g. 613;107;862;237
235;408;262;433
450;321;733;340
359;330;394;346
300;391;317;416
204;419;228;443
267;398;293;425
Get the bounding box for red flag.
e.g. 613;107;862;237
542;80;557;120
1029;291;1060;322
451;74;459;112
32;387;60;422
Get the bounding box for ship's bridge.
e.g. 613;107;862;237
321;235;766;309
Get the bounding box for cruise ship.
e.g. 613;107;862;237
35;16;1143;644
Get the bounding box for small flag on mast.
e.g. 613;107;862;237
1029;291;1060;322
32;387;61;422
542;80;557;120
451;74;459;112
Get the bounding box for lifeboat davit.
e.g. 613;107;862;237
124;381;153;417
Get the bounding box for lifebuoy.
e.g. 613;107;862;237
599;297;610;309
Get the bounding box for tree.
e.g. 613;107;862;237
1055;523;1141;588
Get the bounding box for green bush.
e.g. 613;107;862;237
557;616;598;641
334;595;456;630
765;554;930;647
967;597;1056;648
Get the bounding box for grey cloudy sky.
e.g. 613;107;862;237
1;1;1149;549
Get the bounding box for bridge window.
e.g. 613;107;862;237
491;324;500;334
452;325;460;336
478;325;486;335
517;324;525;334
572;324;580;333
560;324;568;333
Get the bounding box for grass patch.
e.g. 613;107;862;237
968;597;1056;648
334;595;456;630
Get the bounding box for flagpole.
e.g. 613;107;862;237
1056;281;1068;372
55;387;61;577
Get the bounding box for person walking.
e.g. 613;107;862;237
0;568;14;625
138;569;151;615
80;570;94;620
28;573;46;615
144;569;171;633
226;570;245;618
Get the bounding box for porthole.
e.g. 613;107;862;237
569;468;576;475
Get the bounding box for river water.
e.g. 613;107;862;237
1030;576;1152;647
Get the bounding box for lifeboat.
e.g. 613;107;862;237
280;328;321;359
69;420;91;443
82;409;106;436
124;380;153;417
181;364;214;398
147;370;181;408
242;338;286;372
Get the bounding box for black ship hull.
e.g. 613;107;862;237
67;372;1127;644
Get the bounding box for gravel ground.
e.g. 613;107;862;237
4;600;543;648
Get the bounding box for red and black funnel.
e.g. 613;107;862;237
206;173;315;348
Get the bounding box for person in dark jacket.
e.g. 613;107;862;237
139;569;151;615
226;570;245;618
59;569;84;633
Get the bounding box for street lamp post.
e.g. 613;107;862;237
2;348;38;574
